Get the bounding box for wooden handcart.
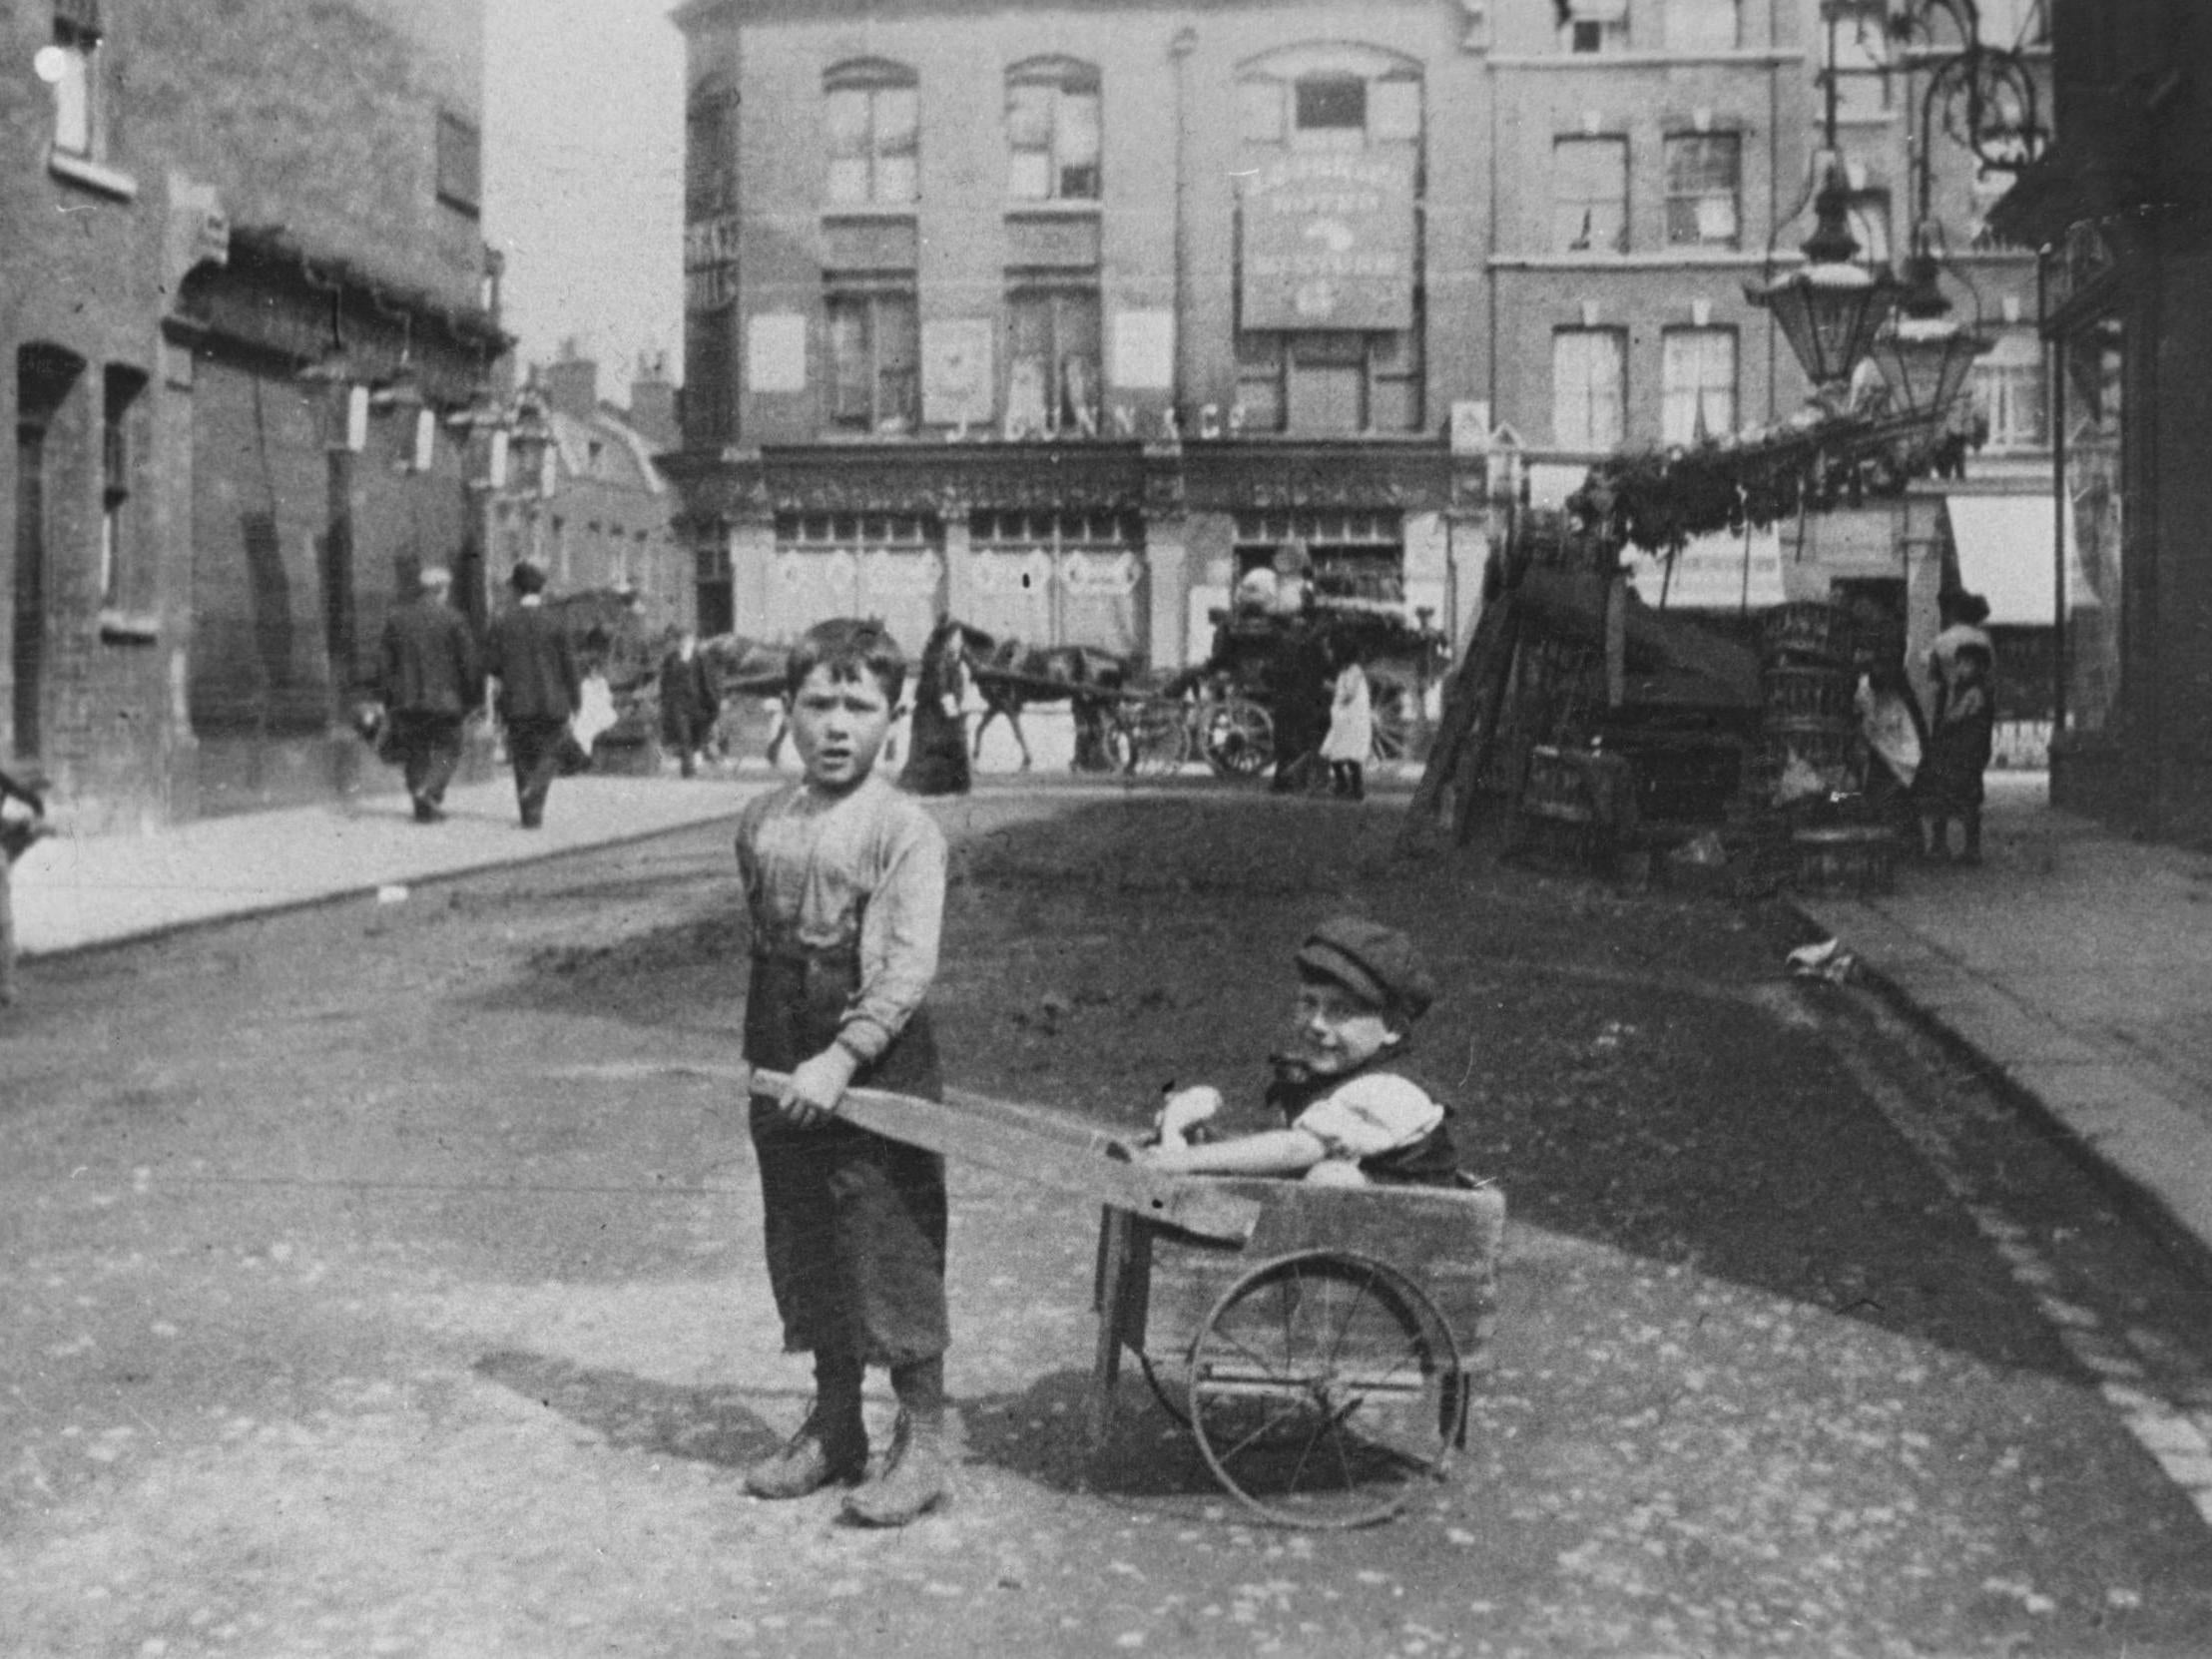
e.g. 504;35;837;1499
749;1069;1506;1529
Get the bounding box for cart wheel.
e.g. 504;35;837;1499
1124;701;1192;777
1186;1250;1462;1529
1202;699;1274;780
1370;677;1413;764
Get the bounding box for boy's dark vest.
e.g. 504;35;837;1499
1262;1052;1462;1188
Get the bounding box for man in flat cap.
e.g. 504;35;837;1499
377;564;481;824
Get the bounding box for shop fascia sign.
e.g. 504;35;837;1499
943;400;1264;445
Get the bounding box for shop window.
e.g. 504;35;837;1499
100;364;144;608
1006;59;1100;202
826;61;918;207
1560;0;1630;54
687;79;738;221
1005;286;1101;436
1973;330;2047;450
1553;326;1626;451
968;509;1143;657
1665;0;1738;52
1660;326;1737;445
1664;133;1741;247
826;284;918;433
1553;136;1628;254
1232;511;1405;604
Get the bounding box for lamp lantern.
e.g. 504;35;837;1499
1744;161;1901;399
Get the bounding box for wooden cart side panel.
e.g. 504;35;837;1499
1126;1181;1506;1362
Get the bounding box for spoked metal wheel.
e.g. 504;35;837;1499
1201;698;1274;780
1186;1250;1461;1529
1121;700;1193;777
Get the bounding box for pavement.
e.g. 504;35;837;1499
13;758;2212;1284
1792;770;2212;1271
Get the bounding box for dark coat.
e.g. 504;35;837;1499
379;596;481;716
658;650;720;740
485;603;581;725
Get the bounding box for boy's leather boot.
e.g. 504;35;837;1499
745;1358;867;1499
842;1358;948;1526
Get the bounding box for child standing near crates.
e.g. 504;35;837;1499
736;618;954;1526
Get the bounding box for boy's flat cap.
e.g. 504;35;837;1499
1296;916;1435;1021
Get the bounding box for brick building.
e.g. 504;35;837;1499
507;348;691;635
665;0;2053;684
3;0;503;829
1991;0;2212;845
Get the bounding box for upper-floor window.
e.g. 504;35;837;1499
1973;330;2047;450
1239;60;1421;148
1560;0;1630;55
101;363;145;608
1006;285;1101;436
1828;17;1890;122
1664;0;1738;52
1553;136;1629;253
687;79;738;221
46;0;106;160
1661;326;1737;444
436;113;481;220
1007;59;1100;202
1553;326;1626;450
826;281;918;432
826;61;918;208
1664;133;1741;247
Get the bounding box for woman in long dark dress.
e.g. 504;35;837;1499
899;619;975;796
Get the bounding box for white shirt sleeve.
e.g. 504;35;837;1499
1293;1073;1443;1160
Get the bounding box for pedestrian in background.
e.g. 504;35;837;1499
0;760;51;1010
1918;591;1996;865
658;629;722;779
736;618;954;1527
1268;616;1332;795
1321;639;1373;802
377;565;480;824
484;562;581;830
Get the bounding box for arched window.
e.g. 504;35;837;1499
825;59;918;207
1005;57;1100;201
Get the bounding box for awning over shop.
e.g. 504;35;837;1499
1945;494;2076;626
1624;528;1785;612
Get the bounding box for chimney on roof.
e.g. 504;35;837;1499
542;340;598;422
627;351;680;450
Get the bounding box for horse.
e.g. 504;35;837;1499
965;629;1133;773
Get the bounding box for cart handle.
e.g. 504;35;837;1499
743;1067;1262;1244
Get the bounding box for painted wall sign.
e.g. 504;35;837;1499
921;318;994;426
1239;149;1415;331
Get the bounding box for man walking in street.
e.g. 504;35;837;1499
658;628;722;779
377;565;480;824
484;561;581;830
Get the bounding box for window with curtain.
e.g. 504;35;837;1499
1665;0;1738;51
1847;189;1892;263
1553;136;1629;253
826;63;918;207
1664;133;1741;247
100;364;144;608
1005;287;1101;436
1661;327;1737;444
1553;327;1626;451
1007;60;1100;201
826;286;918;432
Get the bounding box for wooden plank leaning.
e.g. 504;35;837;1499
742;1067;1263;1246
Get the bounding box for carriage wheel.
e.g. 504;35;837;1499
1201;699;1274;780
1370;678;1413;765
1122;701;1192;777
1187;1250;1462;1529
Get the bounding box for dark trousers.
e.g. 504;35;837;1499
1331;760;1365;800
746;946;948;1366
504;717;568;827
390;712;464;809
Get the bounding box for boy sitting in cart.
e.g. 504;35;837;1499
1140;916;1461;1188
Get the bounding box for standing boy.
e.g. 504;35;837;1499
658;629;722;779
483;562;581;830
736;618;953;1526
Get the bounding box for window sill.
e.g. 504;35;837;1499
820;203;918;222
1490;249;1788;271
1489;49;1805;70
1004;199;1103;217
48;147;139;203
98;608;161;644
